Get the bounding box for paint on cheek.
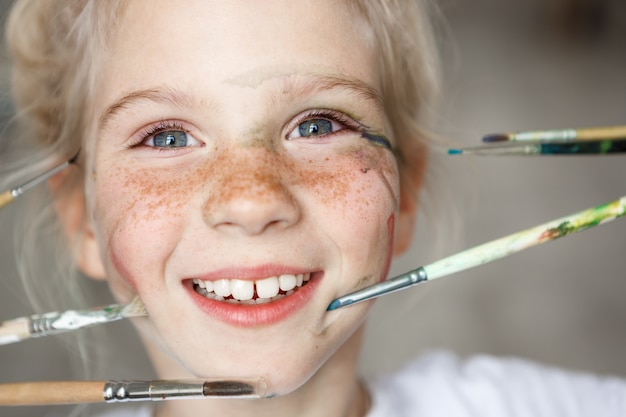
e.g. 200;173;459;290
361;131;393;150
379;213;395;283
202;149;294;210
117;165;191;223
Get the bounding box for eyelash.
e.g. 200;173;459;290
289;109;365;138
127;120;190;149
126;110;364;149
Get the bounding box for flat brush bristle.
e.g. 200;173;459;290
482;133;510;142
121;296;148;317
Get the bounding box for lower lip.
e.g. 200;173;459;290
185;273;322;327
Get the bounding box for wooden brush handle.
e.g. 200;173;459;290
0;190;14;209
0;381;104;405
0;318;31;346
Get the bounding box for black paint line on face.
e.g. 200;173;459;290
361;131;392;150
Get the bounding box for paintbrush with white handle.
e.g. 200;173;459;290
0;296;147;346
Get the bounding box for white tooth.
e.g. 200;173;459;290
303;273;311;282
296;274;304;287
204;280;214;292
286;290;294;296
256;297;271;304
231;279;254;301
256;276;279;298
279;274;297;292
213;279;231;297
194;279;206;289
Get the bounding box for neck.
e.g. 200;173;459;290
146;326;369;417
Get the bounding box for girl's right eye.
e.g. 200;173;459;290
133;121;203;150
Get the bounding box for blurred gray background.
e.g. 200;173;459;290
1;0;626;415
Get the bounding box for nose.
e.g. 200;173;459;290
202;155;301;236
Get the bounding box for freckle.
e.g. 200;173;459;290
360;167;370;173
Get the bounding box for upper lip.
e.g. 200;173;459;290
186;264;317;281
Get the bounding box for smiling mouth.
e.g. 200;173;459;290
192;273;312;305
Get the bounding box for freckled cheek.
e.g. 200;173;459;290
91;166;193;298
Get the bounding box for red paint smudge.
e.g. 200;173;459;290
379;213;395;283
109;243;139;293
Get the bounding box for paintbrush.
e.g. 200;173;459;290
448;138;626;156
327;195;626;310
0;296;147;346
0;377;267;405
0;149;80;209
483;125;626;143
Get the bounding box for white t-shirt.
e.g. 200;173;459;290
367;352;626;416
89;352;626;417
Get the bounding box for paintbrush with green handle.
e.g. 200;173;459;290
328;195;626;310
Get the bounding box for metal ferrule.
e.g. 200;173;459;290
103;380;205;403
516;129;577;141
327;267;428;310
29;313;63;337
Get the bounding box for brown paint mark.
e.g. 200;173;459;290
105;138;397;233
352;274;375;291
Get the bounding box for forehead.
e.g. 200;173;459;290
98;0;377;101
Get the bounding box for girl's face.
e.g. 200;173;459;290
85;0;409;395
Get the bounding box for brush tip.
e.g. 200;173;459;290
326;300;342;311
447;148;463;155
69;148;82;164
482;134;509;143
123;296;148;317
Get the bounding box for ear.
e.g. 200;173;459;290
48;171;107;281
394;140;427;255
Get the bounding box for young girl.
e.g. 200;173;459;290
2;1;624;416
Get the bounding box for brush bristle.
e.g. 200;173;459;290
447;148;463;155
482;134;510;142
121;296;148;317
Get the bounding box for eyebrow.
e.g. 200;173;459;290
98;87;200;133
268;73;384;111
98;73;384;133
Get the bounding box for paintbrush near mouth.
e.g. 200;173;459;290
328;195;626;310
0;377;267;405
0;296;146;346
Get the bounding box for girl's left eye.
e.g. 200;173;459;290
287;112;357;140
148;130;191;148
294;119;335;137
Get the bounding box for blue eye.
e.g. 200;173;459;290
298;119;333;137
153;130;189;147
287;111;350;140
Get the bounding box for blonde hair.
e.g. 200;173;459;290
1;0;442;375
